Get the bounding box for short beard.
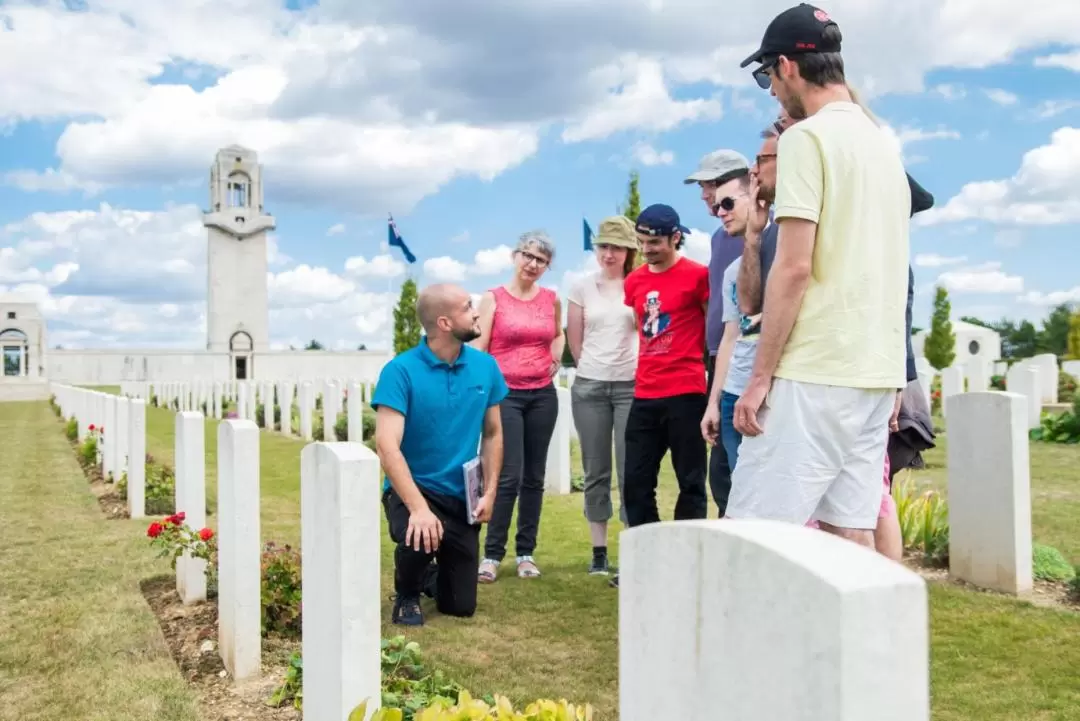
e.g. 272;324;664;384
452;327;480;343
784;93;807;120
758;184;776;203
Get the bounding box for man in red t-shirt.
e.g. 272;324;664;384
621;204;711;533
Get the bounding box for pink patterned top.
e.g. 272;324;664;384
487;286;558;390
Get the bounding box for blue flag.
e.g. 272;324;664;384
387;215;417;264
583;218;594;251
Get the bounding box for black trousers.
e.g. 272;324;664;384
623;392;709;527
483;385;559;561
383;487;480;617
706;354;732;517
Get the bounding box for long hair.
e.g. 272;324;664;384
846;84;882;127
621;248;639;277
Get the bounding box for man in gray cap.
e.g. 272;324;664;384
683;149;751;517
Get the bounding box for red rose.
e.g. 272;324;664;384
99;426;104;434
198;528;214;542
147;522;163;538
88;424;96;431
176;511;186;523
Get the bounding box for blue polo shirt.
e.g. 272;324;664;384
371;339;509;499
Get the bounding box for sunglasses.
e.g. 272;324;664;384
753;57;779;90
712;195;737;214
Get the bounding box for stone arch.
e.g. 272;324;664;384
229;331;253;353
226;171;252;208
0;327;29;377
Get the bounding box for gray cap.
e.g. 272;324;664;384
683;149;751;184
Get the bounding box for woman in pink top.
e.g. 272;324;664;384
472;231;563;582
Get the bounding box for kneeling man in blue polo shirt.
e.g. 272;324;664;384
373;283;509;626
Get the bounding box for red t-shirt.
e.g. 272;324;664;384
624;256;710;399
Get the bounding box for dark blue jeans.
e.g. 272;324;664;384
720;391;743;471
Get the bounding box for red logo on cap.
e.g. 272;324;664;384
814;9;830;22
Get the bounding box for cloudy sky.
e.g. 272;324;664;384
1;0;1078;350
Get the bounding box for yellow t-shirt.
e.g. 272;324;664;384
772;101;910;390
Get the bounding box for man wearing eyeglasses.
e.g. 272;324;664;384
725;3;911;551
682;149;751;517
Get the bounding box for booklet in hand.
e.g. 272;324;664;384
462;457;483;525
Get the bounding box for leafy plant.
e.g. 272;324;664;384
335;412;349;441
115;455;176;515
990;374;1006;391
1030;398;1080;445
267;652;303;709
146;511;218;592
350;691;595;721
1058;369;1077;404
1032;544;1076;582
261;542;302;637
893;474;949;566
924;285;956;370
65;417;78;442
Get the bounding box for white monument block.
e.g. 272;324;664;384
347;382;363;442
940;366;964;418
127;399;147;519
175;412;207;605
217;420;262;681
299;382;313;441
1006;364;1041;429
620;519;929;721
1030;353;1059;403
322;383;336;441
946;392;1033;596
104;394;118;480
966;358;989;392
301;442;382;721
917;371;933;410
544;386;572;495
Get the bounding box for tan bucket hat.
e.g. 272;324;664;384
593;216;639;250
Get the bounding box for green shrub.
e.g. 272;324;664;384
990;374;1006;391
893;475;949;566
1059;369;1077;404
1030;402;1080;444
312;414;324;441
1069;571;1080;604
261;542;302;637
1033;544;1076;582
334;413;348;441
65;418;78;442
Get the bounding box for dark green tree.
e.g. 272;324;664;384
1067;311;1080;360
561;328;575;367
617;170;641;222
924;285;956;370
304;339;324;350
1037;303;1073;357
393;278;422;354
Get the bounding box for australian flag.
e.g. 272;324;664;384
583;218;594;251
387;214;417;264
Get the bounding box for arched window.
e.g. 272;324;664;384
229;331;253;353
968;339;981;356
0;328;28;342
227;172;251;208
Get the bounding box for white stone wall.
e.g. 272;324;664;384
206;225;270;353
47;348;392;384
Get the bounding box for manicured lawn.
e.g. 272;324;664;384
0;401;199;721
7;394;1080;719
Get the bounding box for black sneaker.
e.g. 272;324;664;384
391;595;424;626
588;554;610;576
609;574;619;589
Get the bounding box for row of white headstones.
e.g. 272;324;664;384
49;381;1042;720
916;353;1074;429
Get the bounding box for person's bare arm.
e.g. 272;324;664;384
375;405;443;550
746;218;816;384
549;296;565;374
470;291;497;352
737;230;764;315
566;301;585;365
708;321;738;407
479;405;503;500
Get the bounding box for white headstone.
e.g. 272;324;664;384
237;382;248;420
175;412;207;605
544;386;572;495
946;392;1033;596
940;366;964;418
127;399;146;519
322;383;337;441
246;383;258;423
994;361;1008;376
301;442;382;721
1030;353;1059;403
104;394;118;480
279;382;294;436
917;371;933;410
914;356;933;377
217;419;262;681
212;382;223;419
1006;364;1041;429
966;358;989;392
619;519;928;721
347;382;363;442
299;382;313;441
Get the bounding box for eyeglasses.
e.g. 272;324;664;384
517;250;549;268
755;153;777;166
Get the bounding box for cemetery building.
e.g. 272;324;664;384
20;146;391;387
0;299;50;401
912;319;1002;371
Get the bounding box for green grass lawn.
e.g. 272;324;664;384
5;396;1080;719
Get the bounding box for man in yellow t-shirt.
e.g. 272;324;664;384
725;3;911;549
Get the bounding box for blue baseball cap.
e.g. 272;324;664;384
635;204;690;238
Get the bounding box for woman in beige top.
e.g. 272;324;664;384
566;216;639;576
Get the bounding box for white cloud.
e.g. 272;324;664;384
0;202;403;349
682;228;713;266
984;88;1019;105
914;253;968;268
631;142;675;167
344;254;406;279
878;123;960;164
1034;51;1080;72
918;126;1080;226
423;245;514;282
326;223;346;236
937;262;1024;294
931;84;967;100
1017;286;1080;305
1029;100;1080;119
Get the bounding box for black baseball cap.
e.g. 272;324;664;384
740;3;842;70
635;204;690;238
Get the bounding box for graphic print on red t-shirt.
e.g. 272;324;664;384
623;256;710;399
